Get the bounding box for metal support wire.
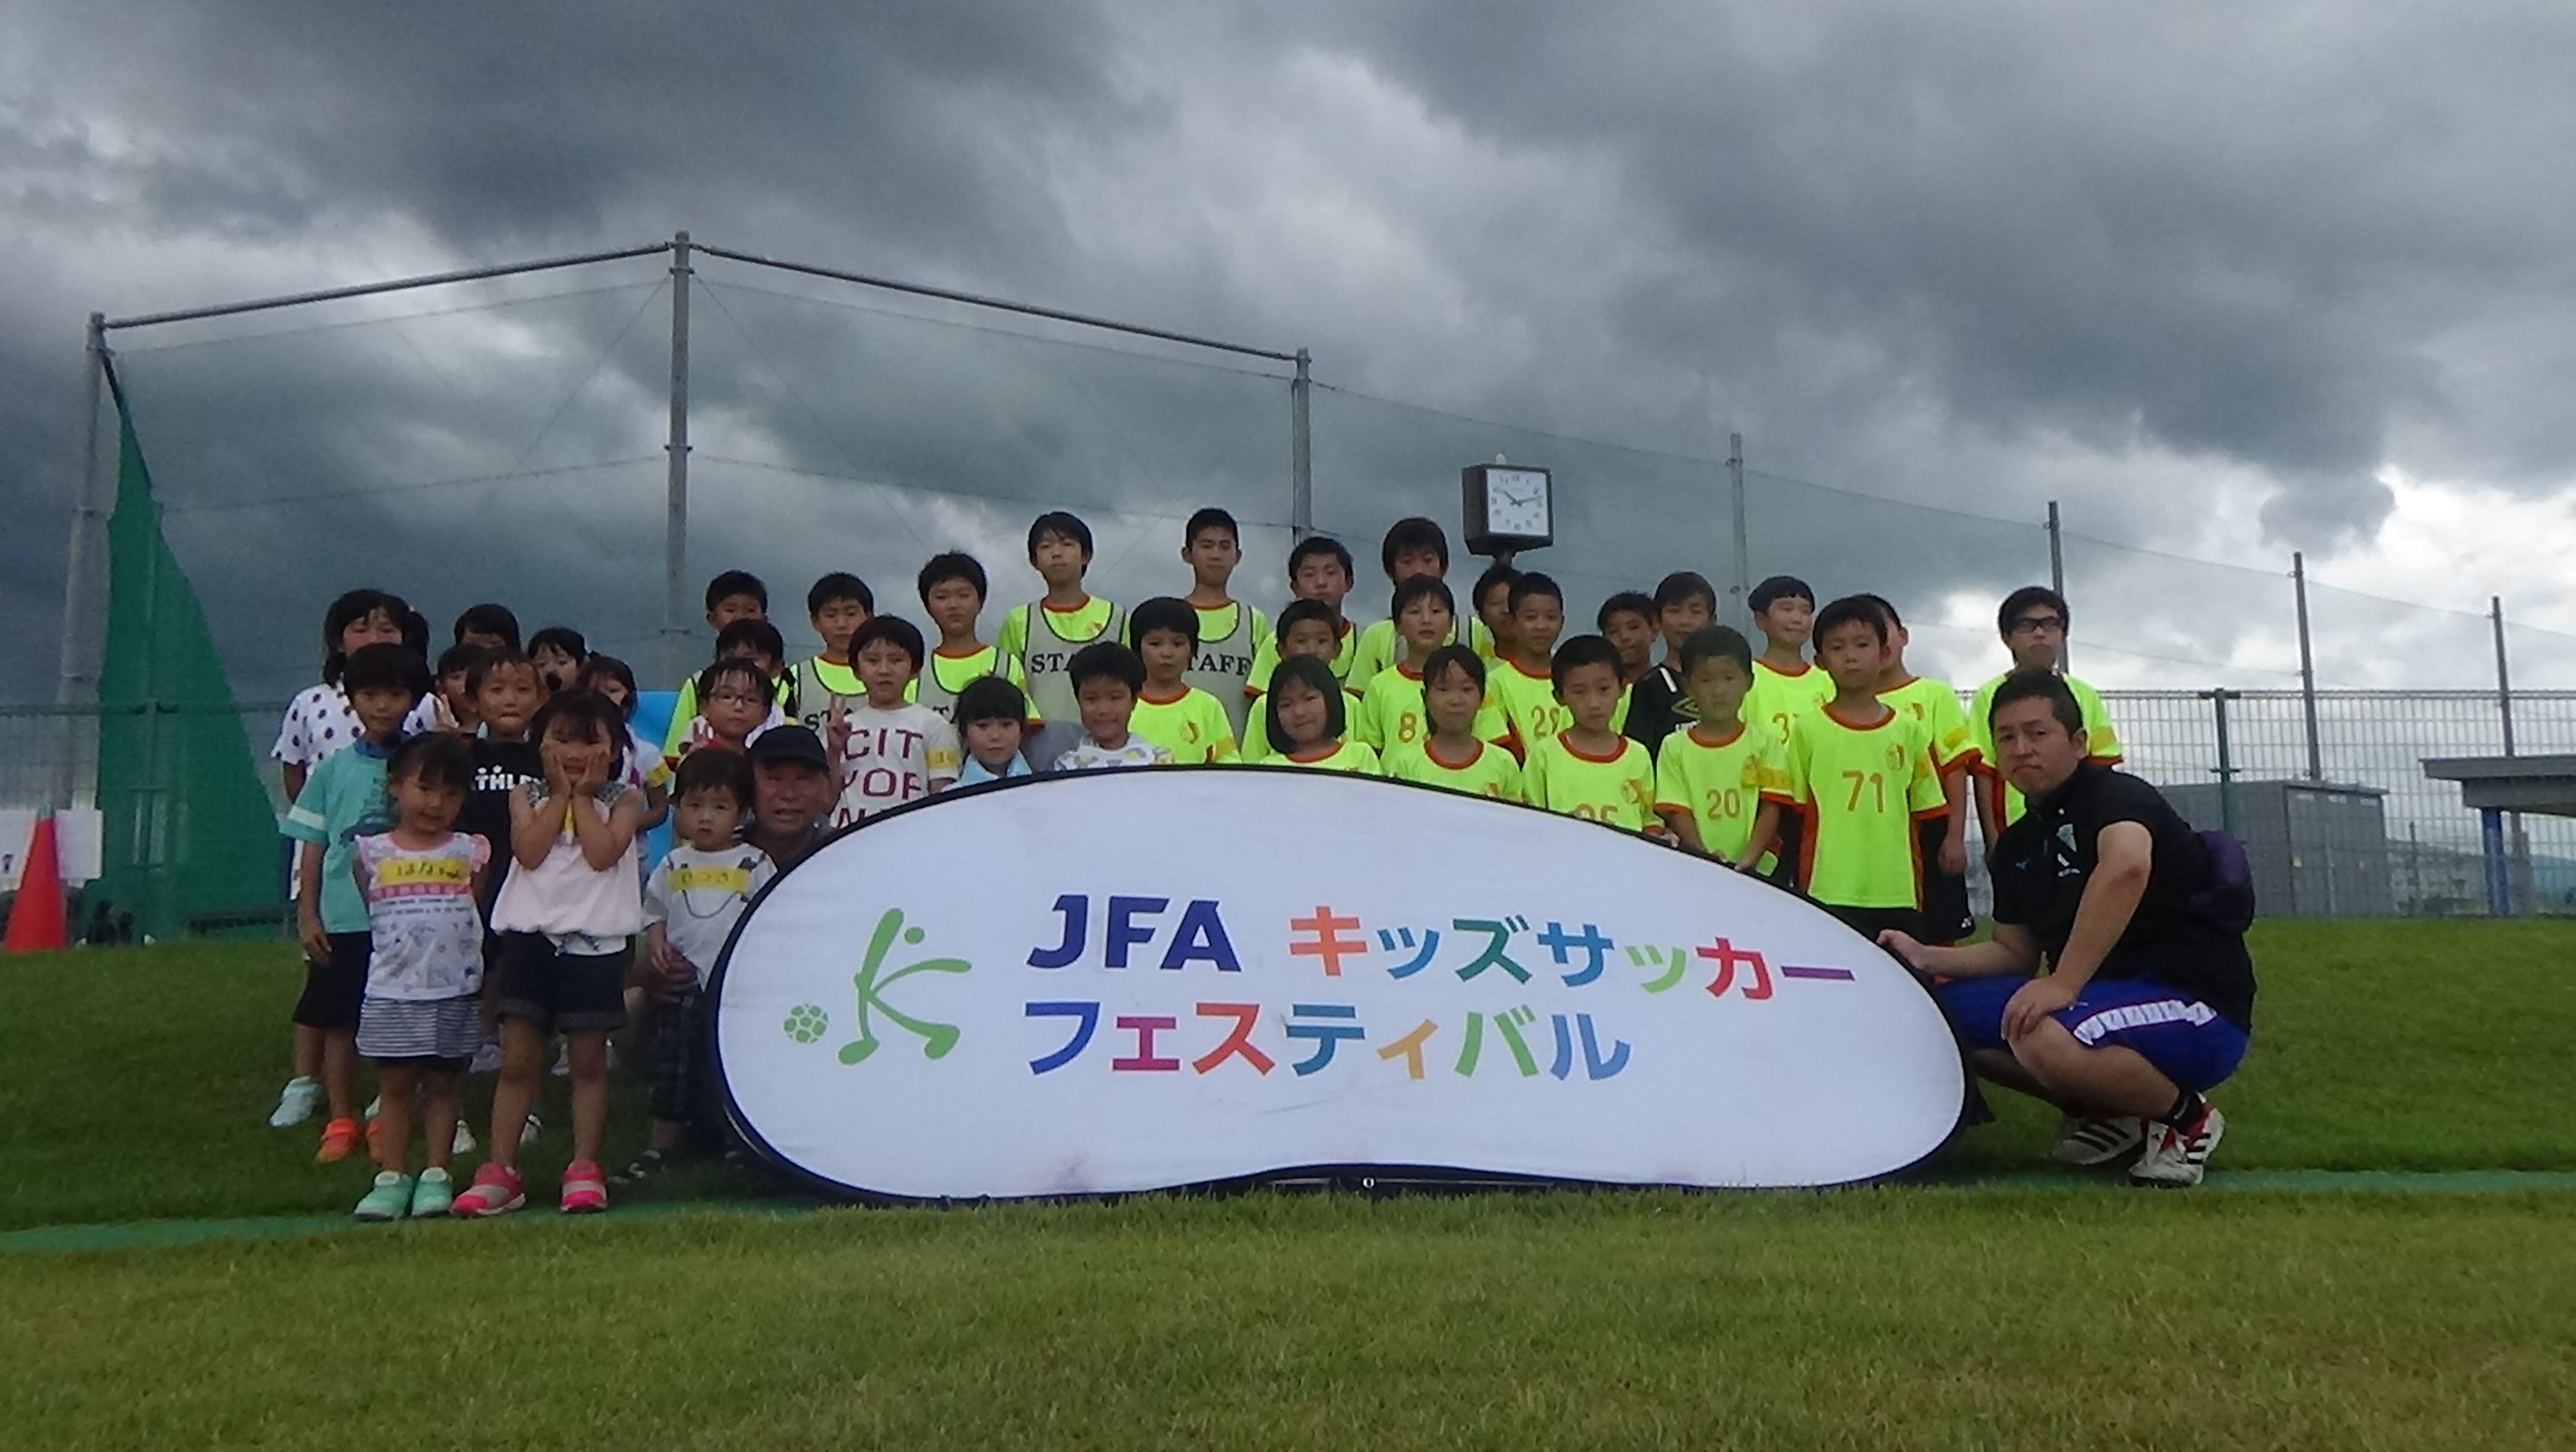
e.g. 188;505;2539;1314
1291;349;1312;541
662;233;694;685
98;243;672;332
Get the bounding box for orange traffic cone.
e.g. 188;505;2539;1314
6;810;68;953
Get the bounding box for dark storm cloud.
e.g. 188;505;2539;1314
4;0;2575;701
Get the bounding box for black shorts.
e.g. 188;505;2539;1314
1916;819;1975;945
292;932;370;1030
491;933;631;1034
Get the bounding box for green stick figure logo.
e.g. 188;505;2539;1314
781;907;971;1065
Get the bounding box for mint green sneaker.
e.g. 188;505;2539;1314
353;1171;415;1222
408;1166;455;1219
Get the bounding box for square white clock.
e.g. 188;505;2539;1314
1462;464;1553;557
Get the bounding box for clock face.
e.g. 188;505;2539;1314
1483;468;1551;539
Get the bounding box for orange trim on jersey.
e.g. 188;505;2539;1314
1556;732;1633;765
1876;674;1918;694
1685;722;1746;749
1423;739;1486;771
1821;702;1899;732
1039;595;1096;617
1909;804;1951;823
1138;687;1190;706
1763;660;1816;677
1504;659;1551;683
1284;741;1348;764
933;644;993;660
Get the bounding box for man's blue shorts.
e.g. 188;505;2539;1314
1930;976;2249;1093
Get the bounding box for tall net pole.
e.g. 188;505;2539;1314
661;232;694;685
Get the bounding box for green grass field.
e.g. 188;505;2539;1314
3;921;2572;1449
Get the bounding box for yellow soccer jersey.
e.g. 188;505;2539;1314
1654;722;1790;861
1246;619;1360;695
1878;676;1978;775
1967;671;2124;825
1130;686;1241;764
1384;738;1524;801
1265;739;1382;775
1522;732;1658;831
1347;614;1494;689
1744;658;1836;747
1786;705;1945;910
1487;659;1631;759
903;645;1028;704
1354;663;1507;755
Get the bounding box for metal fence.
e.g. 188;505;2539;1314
6;689;2568;931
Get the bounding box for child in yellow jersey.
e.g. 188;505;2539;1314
1743;573;1835;745
1356;575;1507;755
1862;594;1979;943
1384;646;1524;801
1788;598;1947;939
791;573;874;734
1654;627;1788;870
1176;508;1269;744
1968;584;2124;846
1347;518;1491;685
1126;597;1240;764
1245;599;1361;761
1246;537;1361;713
998;511;1123;770
910;552;1026;724
1490;571;1627;759
1522;636;1663;835
1262;655;1379;775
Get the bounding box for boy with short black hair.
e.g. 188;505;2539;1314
1866;595;1979;944
1177;508;1269;742
1383;645;1523;801
1244;599;1358;761
910;552;1025;723
1625;570;1718;747
1653;626;1788;870
829;615;960;824
1355;576;1506;756
1968;585;2124;845
953;676;1034;785
1785;598;1946;939
1128;597;1240;764
661;571;786;759
1521;636;1660;834
1053;641;1172;771
1744;574;1834;746
626;747;774;1181
282;642;434;1162
790;572;875;733
1000;511;1124;769
461;649;545;904
1598;592;1657;686
1346;517;1489;684
1491;571;1597;759
452;603;522;653
1248;535;1361;689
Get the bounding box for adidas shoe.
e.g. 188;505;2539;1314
2051;1115;2146;1167
2130;1104;2226;1188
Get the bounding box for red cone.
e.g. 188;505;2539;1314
6;810;68;953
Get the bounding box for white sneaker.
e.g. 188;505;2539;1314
549;1043;571;1077
452;1120;477;1155
468;1040;503;1074
2130;1105;2226;1188
268;1077;322;1129
362;1094;383;1120
2051;1115;2146;1167
519;1112;542;1147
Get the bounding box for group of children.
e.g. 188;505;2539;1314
268;506;2121;1217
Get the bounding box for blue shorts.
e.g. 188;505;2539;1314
1931;976;2249;1093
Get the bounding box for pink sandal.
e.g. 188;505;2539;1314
558;1159;608;1214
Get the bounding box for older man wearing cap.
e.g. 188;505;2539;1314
743;725;835;869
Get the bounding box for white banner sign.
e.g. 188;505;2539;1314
714;769;1964;1200
0;810;103;890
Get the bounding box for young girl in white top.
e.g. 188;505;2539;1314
453;688;644;1218
349;732;491;1221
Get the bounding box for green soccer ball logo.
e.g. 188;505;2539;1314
783;1003;829;1045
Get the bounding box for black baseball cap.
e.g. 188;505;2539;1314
746;725;829;771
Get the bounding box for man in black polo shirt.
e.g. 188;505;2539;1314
1880;671;2255;1187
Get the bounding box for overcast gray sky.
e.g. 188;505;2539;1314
7;0;2576;700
